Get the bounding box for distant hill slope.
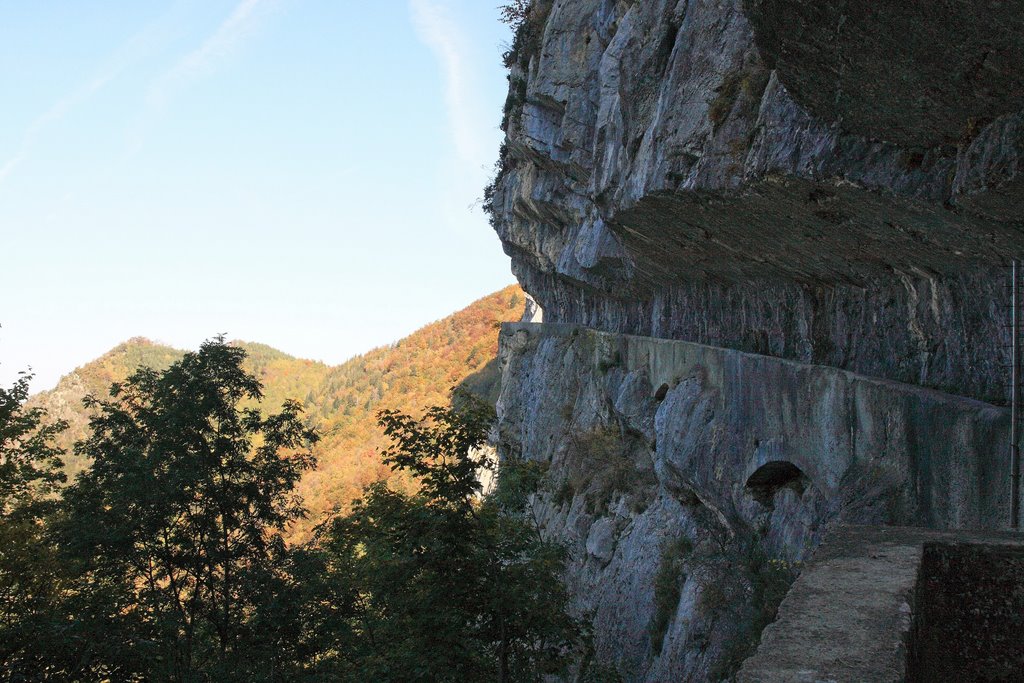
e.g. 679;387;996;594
29;338;188;480
291;285;523;539
28;285;524;539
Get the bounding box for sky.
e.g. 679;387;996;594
0;0;517;391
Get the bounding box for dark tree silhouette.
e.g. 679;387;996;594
313;396;583;682
59;337;318;681
0;371;68;678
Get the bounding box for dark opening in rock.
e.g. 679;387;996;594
654;383;670;401
745;461;807;505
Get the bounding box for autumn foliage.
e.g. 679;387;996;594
29;286;525;539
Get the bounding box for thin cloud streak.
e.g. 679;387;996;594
0;3;192;186
147;0;277;110
37;0;281;218
409;0;491;172
125;0;280;161
1;56;129;184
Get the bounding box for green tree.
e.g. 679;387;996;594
314;395;581;682
58;337;319;682
0;371;68;678
0;372;67;510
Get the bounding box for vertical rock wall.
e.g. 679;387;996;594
488;0;1024;678
497;323;1010;680
490;0;1024;402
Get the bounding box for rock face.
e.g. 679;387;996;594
490;0;1024;404
488;1;1024;679
496;323;1010;680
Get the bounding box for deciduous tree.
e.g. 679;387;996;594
59;337;319;681
315;396;582;682
0;371;68;678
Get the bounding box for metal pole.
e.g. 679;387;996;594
1013;259;1021;529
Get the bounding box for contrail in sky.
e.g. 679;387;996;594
0;3;191;185
409;0;491;172
147;0;279;109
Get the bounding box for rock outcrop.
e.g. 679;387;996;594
488;0;1024;679
496;323;1009;679
490;0;1024;404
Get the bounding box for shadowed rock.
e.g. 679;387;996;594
491;0;1024;400
745;0;1024;148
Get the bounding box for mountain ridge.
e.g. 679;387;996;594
28;284;524;539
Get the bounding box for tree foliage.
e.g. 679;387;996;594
0;372;68;679
0;372;66;512
312;398;582;682
56;337;318;681
1;295;590;681
499;0;531;29
28;286;526;541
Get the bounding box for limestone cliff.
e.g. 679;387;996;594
490;0;1024;404
496;323;1009;679
488;1;1024;679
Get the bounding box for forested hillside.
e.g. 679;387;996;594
29;285;524;537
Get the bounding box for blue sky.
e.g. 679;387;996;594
0;0;516;391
